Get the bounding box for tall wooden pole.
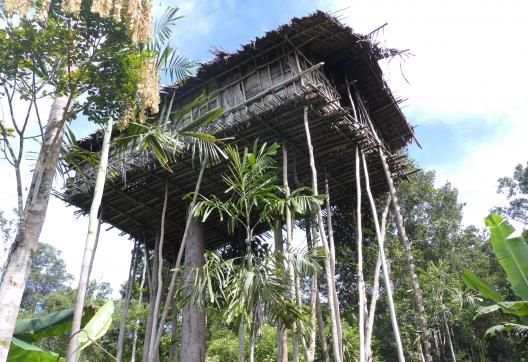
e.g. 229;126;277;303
282;142;299;362
273;225;288;362
303;106;342;362
361;151;405;362
355;147;367;362
365;196;391;361
324;175;343;359
379;148;432;362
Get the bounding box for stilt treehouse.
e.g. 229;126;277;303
58;11;417;258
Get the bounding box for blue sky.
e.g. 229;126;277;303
2;0;527;293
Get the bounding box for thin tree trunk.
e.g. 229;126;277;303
147;180;169;362
281;142;299;362
324;176;343;360
116;239;140;361
131;253;147;362
302;106;342;362
238;317;246;362
361;151;405;362
316;290;329;362
0;94;71;361
143;242;158;362
378;148;432;362
153;162;206;354
365;196;391;361
86;213;103;283
274;225;288;362
443;313;456;362
67;118;113;362
306;219;317;362
249;322;256;362
355;147;367;362
180;219;206;362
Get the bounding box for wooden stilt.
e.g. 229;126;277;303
361;151;405;362
274;224;288;362
282;142;300;362
378;148;432;362
365;196;391;361
324;176;344;359
303;106;342;362
355;147;367;362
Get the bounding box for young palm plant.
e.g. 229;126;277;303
191;141;324;362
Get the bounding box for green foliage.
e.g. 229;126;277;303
463;214;528;337
7;301;114;361
493;162;528;226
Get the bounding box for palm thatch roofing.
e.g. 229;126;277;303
57;10;417;258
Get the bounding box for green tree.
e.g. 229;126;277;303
493;162;528;228
0;3;152;357
20;243;73;314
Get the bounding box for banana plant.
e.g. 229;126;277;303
462;214;528;336
7;301;114;361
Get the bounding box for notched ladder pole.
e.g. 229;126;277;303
379;148;432;362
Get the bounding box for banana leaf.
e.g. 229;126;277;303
13;306;96;342
7;337;65;362
77;300;114;351
485;214;528;300
462;269;503;303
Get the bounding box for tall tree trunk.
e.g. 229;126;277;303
361;152;405;362
355;147;367;362
153;162;206;354
180;219;206;362
0;94;71;362
302;106;342;362
379;148;432;362
86;213;103;283
116;239;140;361
365;196;391;362
273;225;288;362
67;118;113;362
147;181;169;362
131;253;147;362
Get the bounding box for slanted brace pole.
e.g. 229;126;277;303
361;151;405;362
379;147;433;362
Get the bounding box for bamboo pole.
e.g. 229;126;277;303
355;147;367;362
365;196;391;361
67;118;113;362
361;151;405;362
302;106;342;362
378;148;432;362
